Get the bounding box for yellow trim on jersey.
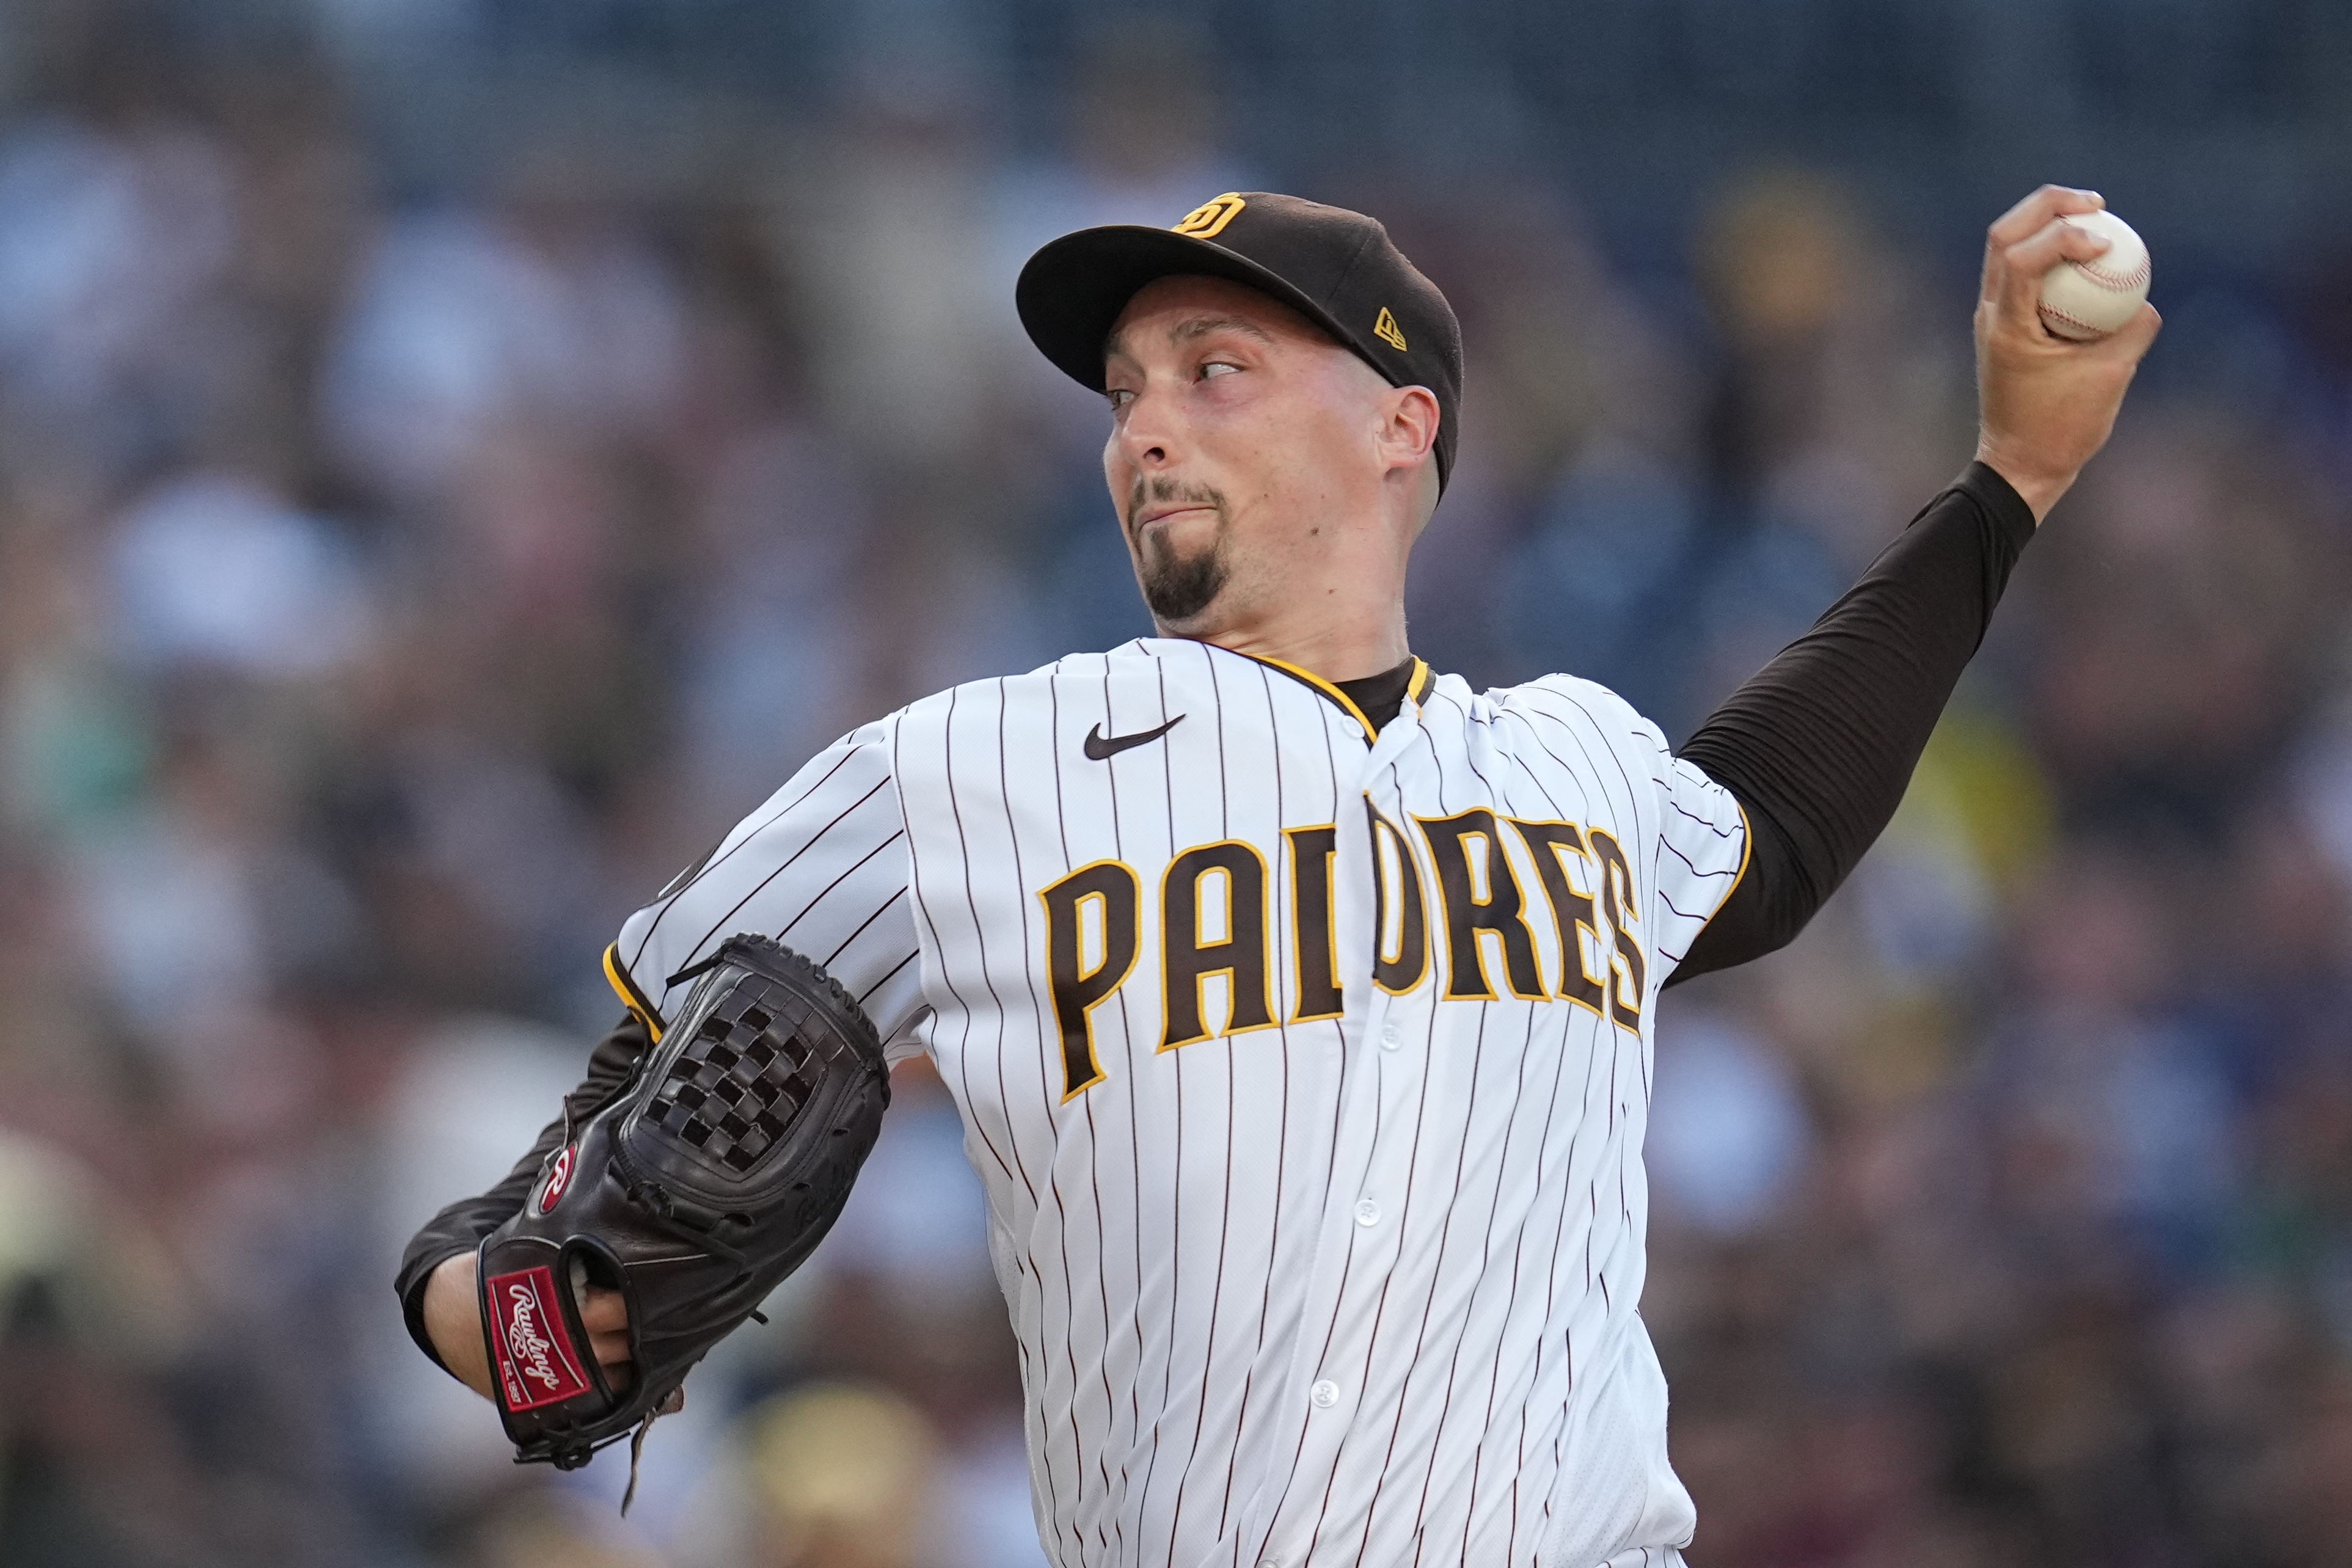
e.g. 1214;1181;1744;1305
603;942;665;1041
1243;652;1379;736
1406;657;1436;709
1697;800;1755;927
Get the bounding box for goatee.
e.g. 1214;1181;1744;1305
1130;478;1230;622
1141;536;1230;621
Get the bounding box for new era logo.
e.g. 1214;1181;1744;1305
1373;307;1409;352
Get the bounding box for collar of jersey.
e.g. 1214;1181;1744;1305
1235;649;1435;744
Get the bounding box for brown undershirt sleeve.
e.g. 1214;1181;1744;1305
1667;461;2038;983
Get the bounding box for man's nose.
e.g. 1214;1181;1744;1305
1115;387;1183;470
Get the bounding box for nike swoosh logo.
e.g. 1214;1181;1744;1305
1083;715;1185;760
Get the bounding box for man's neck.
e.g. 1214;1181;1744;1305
1188;612;1409;686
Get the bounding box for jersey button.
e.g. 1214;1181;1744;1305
1354;1198;1381;1227
1379;1023;1401;1051
1310;1379;1342;1408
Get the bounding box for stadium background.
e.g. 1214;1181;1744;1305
1;1;2350;1563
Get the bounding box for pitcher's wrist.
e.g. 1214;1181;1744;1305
1973;438;2073;524
424;1251;496;1401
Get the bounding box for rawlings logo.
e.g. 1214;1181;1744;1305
535;1145;575;1214
486;1265;591;1410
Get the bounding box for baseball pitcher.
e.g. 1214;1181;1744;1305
398;186;2155;1566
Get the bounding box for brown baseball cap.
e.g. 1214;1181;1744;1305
1016;191;1463;489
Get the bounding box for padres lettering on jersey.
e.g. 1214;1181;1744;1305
612;639;1748;1568
1039;798;1653;1096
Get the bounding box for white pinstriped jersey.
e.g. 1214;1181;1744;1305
608;637;1749;1568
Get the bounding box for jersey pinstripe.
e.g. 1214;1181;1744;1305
609;638;1748;1568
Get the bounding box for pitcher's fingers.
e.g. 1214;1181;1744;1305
590;1329;635;1368
1993;218;2115;330
1989;184;2103;248
579;1285;631;1335
1982;186;2105;299
2080;301;2163;365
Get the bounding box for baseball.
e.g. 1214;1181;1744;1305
2036;208;2150;341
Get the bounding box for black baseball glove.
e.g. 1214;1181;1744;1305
475;934;891;1482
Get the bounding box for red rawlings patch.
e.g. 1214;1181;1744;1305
534;1145;575;1214
486;1264;592;1411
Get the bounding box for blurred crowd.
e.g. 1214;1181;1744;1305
0;4;2348;1566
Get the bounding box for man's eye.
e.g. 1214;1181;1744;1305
1200;360;1240;379
1107;388;1136;410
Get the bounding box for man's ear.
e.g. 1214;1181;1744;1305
1379;385;1442;472
1376;385;1442;538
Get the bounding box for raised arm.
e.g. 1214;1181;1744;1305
1669;186;2159;981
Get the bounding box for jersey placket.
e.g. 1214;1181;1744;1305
1240;695;1436;1568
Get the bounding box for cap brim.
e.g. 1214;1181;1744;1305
1016;225;1373;393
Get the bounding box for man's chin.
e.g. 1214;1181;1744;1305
1135;541;1230;625
1142;581;1227;627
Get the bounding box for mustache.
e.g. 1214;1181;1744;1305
1126;475;1227;531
